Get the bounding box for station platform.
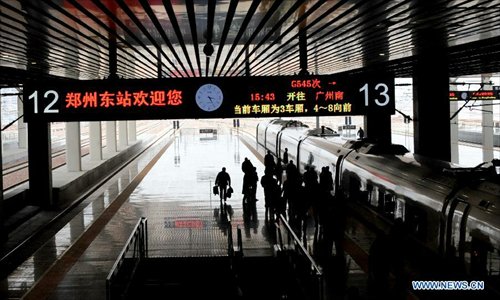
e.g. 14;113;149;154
0;120;381;300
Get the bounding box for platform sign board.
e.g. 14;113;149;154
23;74;395;122
450;90;500;101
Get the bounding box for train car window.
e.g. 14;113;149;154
360;190;369;203
347;174;356;198
377;189;384;210
395;198;405;221
470;235;495;277
348;175;368;202
383;194;396;219
488;250;500;277
368;185;378;206
406;206;427;240
361;182;373;203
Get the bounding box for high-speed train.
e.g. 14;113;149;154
257;119;500;282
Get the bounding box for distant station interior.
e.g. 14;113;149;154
1;1;500;300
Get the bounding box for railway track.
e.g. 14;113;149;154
2;120;165;191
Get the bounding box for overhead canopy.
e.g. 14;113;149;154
1;0;500;85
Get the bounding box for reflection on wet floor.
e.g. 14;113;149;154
127;127;272;257
2;125;274;299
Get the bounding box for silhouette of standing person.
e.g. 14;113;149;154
283;148;289;165
264;150;276;173
215;167;231;202
286;160;298;180
319;166;334;226
302;165;318;242
260;168;279;221
357;127;364;140
242;167;258;220
241;157;253;175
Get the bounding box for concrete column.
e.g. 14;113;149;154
17;89;27;148
28;121;53;207
89;121;102;161
0;90;2;155
25;3;53;208
482;74;494;162
413;28;450;161
366;113;391;144
128;121;137;142
298;28;308;75
450;79;459;164
118;120;128;149
106;121;117;154
65;122;81;172
359;1;391;145
0;90;4;241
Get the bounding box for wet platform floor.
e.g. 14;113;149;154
1;121;372;300
1;123;277;299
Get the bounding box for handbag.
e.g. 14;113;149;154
213;185;219;195
227;186;233;198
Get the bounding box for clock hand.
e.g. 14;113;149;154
207;96;214;103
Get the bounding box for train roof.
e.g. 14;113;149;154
342;140;410;155
269;119;309;128
306;126;340;137
443;159;500;185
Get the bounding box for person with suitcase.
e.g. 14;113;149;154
215;167;231;202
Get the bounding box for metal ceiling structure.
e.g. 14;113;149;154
1;0;500;86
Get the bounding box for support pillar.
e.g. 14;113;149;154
450;79;459;164
359;2;391;144
482;74;494;162
298;28;308;76
106;121;117;155
413;28;450;161
89;121;102;161
413;68;450;161
28;121;53;207
118;120;128;150
365;113;391;144
0;91;4;241
128;121;137;143
65;122;81;171
17;89;27;148
24;2;53;208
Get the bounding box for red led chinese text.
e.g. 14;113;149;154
65;89;183;109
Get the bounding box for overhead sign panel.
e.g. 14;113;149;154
450;90;500;101
23;74;395;122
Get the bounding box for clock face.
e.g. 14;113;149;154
460;92;468;100
195;83;224;112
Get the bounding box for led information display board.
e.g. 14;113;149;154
449;90;500;101
23;74;395;122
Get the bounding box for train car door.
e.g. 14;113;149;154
334;155;346;197
444;198;471;264
276;131;283;160
264;124;270;151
